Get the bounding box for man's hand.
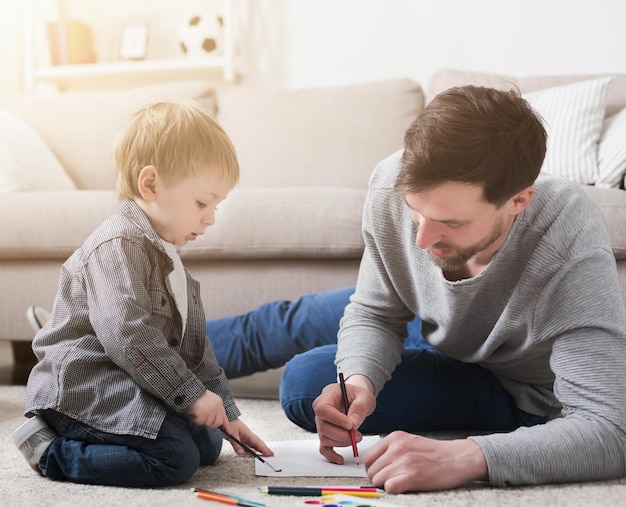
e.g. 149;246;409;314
312;374;376;464
364;431;489;493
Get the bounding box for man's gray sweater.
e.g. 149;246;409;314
337;150;626;486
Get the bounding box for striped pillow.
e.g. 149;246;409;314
596;107;626;188
524;76;613;184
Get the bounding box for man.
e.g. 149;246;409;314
279;85;626;492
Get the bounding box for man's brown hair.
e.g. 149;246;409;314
396;85;547;207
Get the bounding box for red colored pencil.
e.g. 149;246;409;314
338;368;360;465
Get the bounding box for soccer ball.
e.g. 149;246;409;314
178;15;223;56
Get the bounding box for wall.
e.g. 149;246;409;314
1;0;626;93
273;0;626;88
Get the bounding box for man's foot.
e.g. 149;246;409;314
11;415;56;473
26;306;51;332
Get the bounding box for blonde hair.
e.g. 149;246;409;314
113;101;239;200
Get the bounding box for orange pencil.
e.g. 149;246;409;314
193;488;266;507
195;490;264;507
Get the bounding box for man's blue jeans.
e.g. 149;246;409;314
279;344;546;433
39;409;222;487
206;287;357;378
207;286;546;434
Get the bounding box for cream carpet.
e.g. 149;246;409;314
2;385;625;507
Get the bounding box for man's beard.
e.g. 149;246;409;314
427;219;505;271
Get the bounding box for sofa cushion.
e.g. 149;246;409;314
179;187;366;259
0;110;76;193
0;81;218;191
0;188;366;260
215;79;424;189
0;191;119;258
582;185;626;260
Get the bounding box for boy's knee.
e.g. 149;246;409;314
157;446;201;486
199;428;223;466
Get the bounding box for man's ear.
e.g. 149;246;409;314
510;186;535;216
137;165;159;201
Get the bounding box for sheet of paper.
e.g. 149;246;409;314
255;435;383;477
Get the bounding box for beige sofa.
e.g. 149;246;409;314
1;70;625;397
0;78;423;369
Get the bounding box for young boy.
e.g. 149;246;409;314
11;101;273;487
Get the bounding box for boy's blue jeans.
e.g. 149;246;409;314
207;286;546;434
39;409;222;487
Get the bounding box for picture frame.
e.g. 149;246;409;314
115;17;151;61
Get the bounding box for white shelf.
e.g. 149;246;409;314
33;57;233;91
23;0;237;92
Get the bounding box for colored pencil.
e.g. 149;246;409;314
219;426;282;472
194;490;263;507
192;488;266;507
338;368;360;465
259;486;383;498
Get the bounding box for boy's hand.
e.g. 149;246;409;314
185;390;228;429
226;418;275;458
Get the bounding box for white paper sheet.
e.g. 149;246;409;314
255;435;383;477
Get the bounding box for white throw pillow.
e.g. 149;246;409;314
596;107;626;188
0;109;76;193
524;76;613;184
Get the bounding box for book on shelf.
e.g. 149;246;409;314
47;20;96;65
